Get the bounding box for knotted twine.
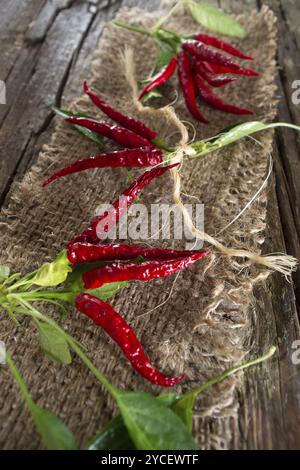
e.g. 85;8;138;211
0;2;282;449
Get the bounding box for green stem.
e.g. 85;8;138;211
184;346;276;401
9;291;74;302
153;137;175;153
5;352;34;408
152;1;182;32
7;271;37;292
4;303;20;326
113;20;152;37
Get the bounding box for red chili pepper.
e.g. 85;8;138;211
42;148;163;187
177;51;208;123
182;41;259;77
66;117;154;149
69;227;100;247
205;61;259;77
194;34;254;61
139;57;178;100
67;241;208;264
84;81;157;142
83;251;210;289
195;75;253;115
75;294;185;387
69;163;179;245
195;61;237;88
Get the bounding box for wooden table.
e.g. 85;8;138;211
0;0;299;450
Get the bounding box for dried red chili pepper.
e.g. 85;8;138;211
84;81;158;142
195;61;236;88
66;117;154;149
69;163;179;245
182;40;259;77
67;241;207;264
139;57;178;100
75;294;185;387
177;51;208;123
194;33;254;61
83;251;210;289
69;227;100;247
205;61;259;77
195;75;253;115
42;148;163;187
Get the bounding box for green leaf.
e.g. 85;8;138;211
31;404;78;450
53;106;105;149
38;322;72;364
172;394;195;432
0;265;10;281
155;40;176;69
87;282;128;301
86;393;178;450
65;261;106;293
193;121;300;158
87;415;135;450
188;1;247;39
116;391;198;450
31;251;72;288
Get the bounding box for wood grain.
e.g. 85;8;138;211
0;0;299;449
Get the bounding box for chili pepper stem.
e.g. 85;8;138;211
113;20;152;38
7;291;73;302
152;137;174;152
184;346;276;401
151;1;182;33
5;352;35;408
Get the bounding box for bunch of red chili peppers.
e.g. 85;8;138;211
44;81;171;187
44;91;210;387
119;24;259;122
64;166;210;388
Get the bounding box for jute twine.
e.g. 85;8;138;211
0;1;278;449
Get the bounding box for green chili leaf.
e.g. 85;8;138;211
87;282;129;301
31;251;72;288
0;265;10;281
173;346;276;431
193;121;300;158
86;393;179;450
155;40;176;69
188;1;247;39
65;261;105;293
116;391;198;450
38;322;72;365
87;415;135;450
31;404;77;450
53;106;105;149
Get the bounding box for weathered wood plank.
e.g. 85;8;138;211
279;0;300;52
0;1;94;205
0;0;45;81
258;0;300;310
25;0;74;44
239;175;300;449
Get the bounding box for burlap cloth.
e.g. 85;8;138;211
0;1;278;450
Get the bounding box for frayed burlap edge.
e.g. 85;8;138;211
0;2;278;450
